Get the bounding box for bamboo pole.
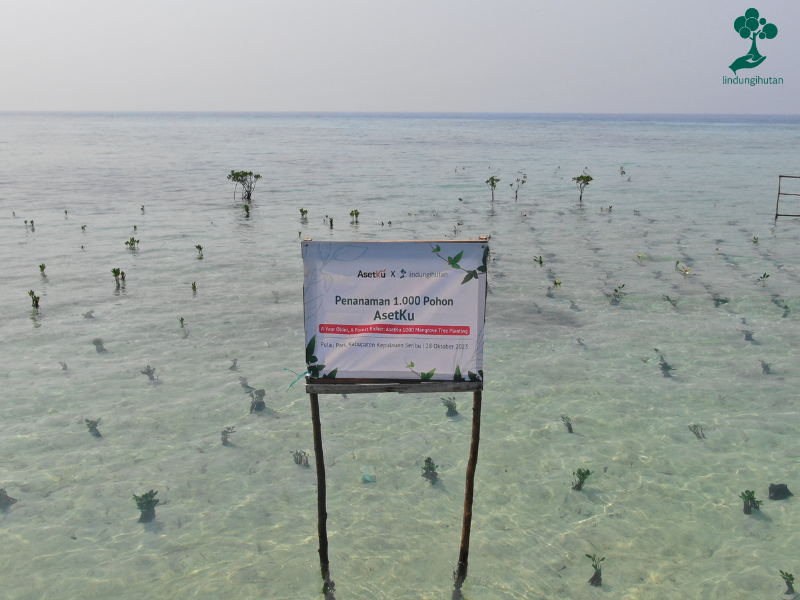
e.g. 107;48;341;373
309;393;331;576
454;389;483;590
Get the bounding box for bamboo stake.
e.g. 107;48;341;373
454;389;483;592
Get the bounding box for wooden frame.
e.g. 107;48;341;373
775;175;800;219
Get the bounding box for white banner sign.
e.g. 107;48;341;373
302;240;488;381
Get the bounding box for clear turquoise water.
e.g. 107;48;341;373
1;113;800;599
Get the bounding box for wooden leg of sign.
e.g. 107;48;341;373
454;389;482;594
309;393;335;597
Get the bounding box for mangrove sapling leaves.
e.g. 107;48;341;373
250;389;266;412
662;295;679;307
133;490;159;523
485;176;500;202
141;365;157;380
779;571;795;595
739;489;762;515
39;263;46;274
757;272;769;285
227;170;261;201
586;554;604;587
0;489;19;511
572;172;593;203
688;424;705;439
421;457;438;483
92;338;106;353
85;419;102;437
712;294;730;308
221;426;235;445
191;282;196;293
572;468;592;491
442;397;458;417
196;245;203;259
28;290;40;309
292;450;310;467
561;415;573;433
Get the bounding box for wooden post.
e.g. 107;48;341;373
309;393;330;575
454;389;483;589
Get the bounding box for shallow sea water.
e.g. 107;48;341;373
1;113;800;599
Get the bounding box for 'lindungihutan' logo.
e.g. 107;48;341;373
729;8;778;74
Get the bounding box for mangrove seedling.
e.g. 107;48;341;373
586;554;604;587
620;166;626;176
688;424;705;440
757;272;769;285
572;468;592;491
221;426;235;445
239;376;253;391
779;571;795;595
740;489;762;515
250;389;266;412
662;295;679;307
133;225;137;232
141;365;157;380
133;490;159;523
30;220;34;230
561;415;573;433
485;175;500;202
536;256;543;265
772;297;790;318
59;361;68;371
85;418;102;438
24;220;28;227
39;263;46;275
349;209;360;223
196;245;203;259
141;205;145;213
740;330;756;342
292;450;310;467
229;359;238;370
120;271;125;285
608;284;626;305
510;173;526;201
712;294;729;308
655;349;675;378
111;268;121;287
28;290;40;309
421;457;438;483
191;282;196;294
441;397;458;417
752;236;758;244
92;338;106;353
81;225;86;232
227;170;262;201
572;173;592;203
125;237;139;250
0;489;18;511
760;359;772;374
299;208;308;221
179;317;185;328
243;204;250;216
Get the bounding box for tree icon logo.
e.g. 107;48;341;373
729;8;778;74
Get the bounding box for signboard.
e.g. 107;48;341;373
302;240;488;381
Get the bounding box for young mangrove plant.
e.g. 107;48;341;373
772;296;790;318
757;272;769;286
239;376;253;391
221;426;235;446
292;450;310;468
243;204;250;216
607;284;626;305
229;359;238;370
688;424;705;440
572;468;592;491
111;268;121;287
81;225;86;232
572;171;592;203
92;338;106;353
675;261;692;275
196;245;203;259
349;209;360;223
299;208;308;221
191;282;196;294
28;290;40;309
740;489;762;515
0;489;19;511
759;359;771;374
125;237;139;250
141;206;145;213
59;361;68;371
712;294;729;308
441;397;458;417
561;415;573;433
85;418;102;438
421;457;439;483
536;256;544;265
586;554;604;587
779;571;794;595
120;271;126;285
662;295;679;307
141;365;157;380
655;348;675;378
30;220;34;231
740;330;756;343
510;173;526;201
620;166;626;176
250;389;266;412
133;225;137;232
227;170;262;201
485;175;500;202
133;490;159;523
39;263;46;276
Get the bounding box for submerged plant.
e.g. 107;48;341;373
0;489;19;511
760;359;772;375
28;290;40;309
572;172;592;203
779;571;795;595
485;175;500;203
712;294;729;308
85;418;102;437
39;263;46;275
292;450;310;467
586;554;604;587
141;365;157;380
92;338;106;353
221;426;235;445
229;359;238;370
688;424;705;440
772;297;790;318
421;457;438;483
655;348;675;378
662;295;679;307
239;376;253;391
133;490;159;523
196;245;203;259
739;489;762;515
441;397;458;417
250;389;266;412
572;468;592;491
561;415;573;433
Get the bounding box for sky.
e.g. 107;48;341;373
1;0;798;113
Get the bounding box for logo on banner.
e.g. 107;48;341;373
729;8;778;75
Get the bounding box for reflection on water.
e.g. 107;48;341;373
0;113;799;599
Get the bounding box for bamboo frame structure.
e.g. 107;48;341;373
775;175;800;219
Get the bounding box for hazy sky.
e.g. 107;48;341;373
1;0;798;113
